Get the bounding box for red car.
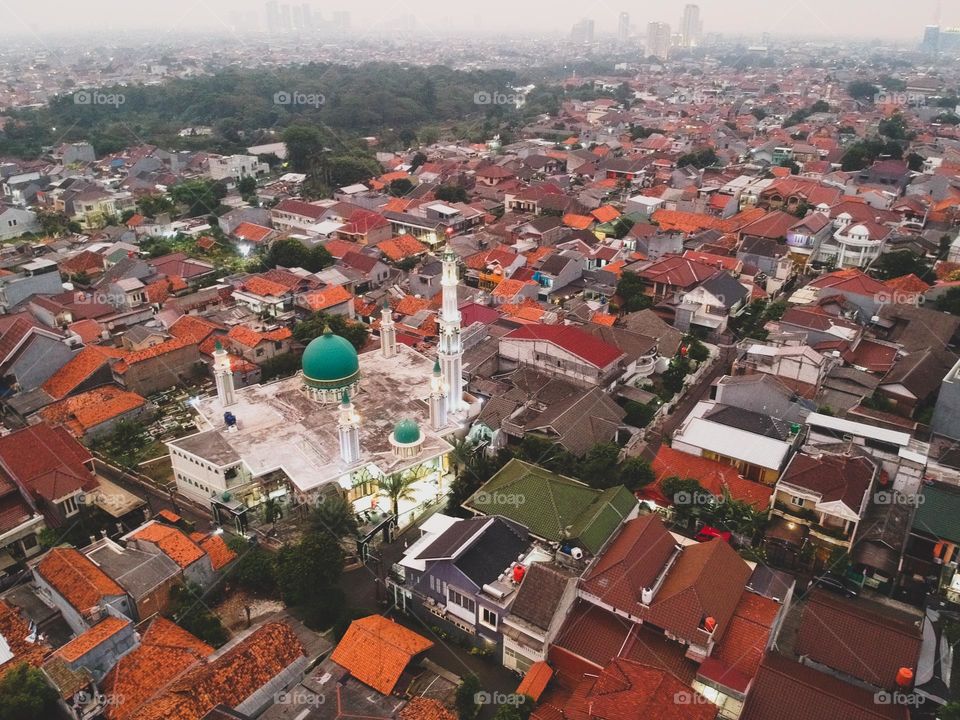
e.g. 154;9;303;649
695;526;732;543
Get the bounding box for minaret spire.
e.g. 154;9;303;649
438;247;464;412
337;390;361;465
213;340;236;407
429;359;448;430
380;299;396;358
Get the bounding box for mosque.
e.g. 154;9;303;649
167;250;478;531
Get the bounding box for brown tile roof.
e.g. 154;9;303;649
101;617;214;720
130;522;206;568
795;591;921;690
740;653;909;720
779;452;875;514
0;423;97;505
330;615;432;695
36;547;125;614
399;698;457;720
701;592;780;693
55;616;131;662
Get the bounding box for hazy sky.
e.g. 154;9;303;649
0;0;952;40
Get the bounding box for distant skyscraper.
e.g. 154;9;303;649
279;3;292;31
265;0;280;33
923;25;941;53
680;4;702;48
302;4;314;30
646;22;671;60
571;18;595;44
618;12;630;44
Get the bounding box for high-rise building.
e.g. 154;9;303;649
680;4;702;48
646;22;671;60
571;18;595;44
923;25;941;53
617;12;630;44
265;0;280;33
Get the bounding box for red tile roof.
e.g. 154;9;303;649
232;222;274;244
504;324;624;368
702;592;780;692
638;256;719;290
517;661;553;701
227;324;291;349
0;600;49;677
42;345;128;399
36;547;125;614
330;615;433;695
299;284;353;312
377;234;427;261
795;591;921;690
274;198;326;220
0;423;96;504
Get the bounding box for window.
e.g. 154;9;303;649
791;496;805;508
448;588;476;614
504;646;533;673
61;495;79;517
480;607;497;628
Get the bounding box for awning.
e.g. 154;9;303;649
765;516;809;548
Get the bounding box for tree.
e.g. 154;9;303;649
379;472;419;519
937;287;960;316
237;176;257;197
168;583;229;647
847;80;877;102
872;250;932;282
275;532;344;606
619;456;655;491
283;125;324;173
308;493;360;541
294;312;368;350
419;126;440;146
225;538;277;596
493;697;535;720
263;238;333;273
578;444;621;489
623;400;656;428
906;152;925;172
170;178;227;218
455;675;482;720
0;663;58;720
616;271;652;313
388;178;414;196
448;437;476;478
327;155;380;188
677;148;718;169
435;185;468;203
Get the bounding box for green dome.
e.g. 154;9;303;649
302;327;360;389
393;418;421;445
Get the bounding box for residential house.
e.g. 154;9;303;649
0;258;64;312
83;537;181;621
772;451;878;550
674;272;750;339
0;204;38;241
498;323;626;387
226;324;292;364
636;256;719;302
111;337;201;396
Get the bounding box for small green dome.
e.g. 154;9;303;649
302;327;360;389
393;418;421;445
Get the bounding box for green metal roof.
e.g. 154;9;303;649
302;326;360;389
393;418;421;444
464;459;637;554
914;483;960;543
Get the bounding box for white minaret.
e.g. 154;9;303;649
337;390;361;465
380;299;396;359
213;340;236;407
438;247;464;412
429;359;448;430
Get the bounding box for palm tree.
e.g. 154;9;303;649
379;472;420;520
448;437;475;478
308;494;359;540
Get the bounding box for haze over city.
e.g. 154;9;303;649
0;0;954;39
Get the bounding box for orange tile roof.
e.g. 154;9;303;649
55;616;131;662
330;615;432;695
591;205;621;224
39;386;147;436
400;698;457;720
145;276;189;304
524;246;555;264
42;345;128;400
516;661;553;701
377;234;428;262
590;312;617;326
299;284;353;312
227;324;292;349
135;622;304;720
241;276;290;298
394;294;431;317
0;600;49;677
492;278;535;300
650;446;771;508
232;222;274;244
169;315;221;344
37;547;125;614
112;337;194;375
884;274;931;294
101;617;213;720
562;213;595;230
156;509;182;523
199;534;236;571
130;522;206;568
67;318;103;344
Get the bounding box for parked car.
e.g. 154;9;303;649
695;526;732;543
808;573;858;598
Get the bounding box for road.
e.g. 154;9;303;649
639;344;738;461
